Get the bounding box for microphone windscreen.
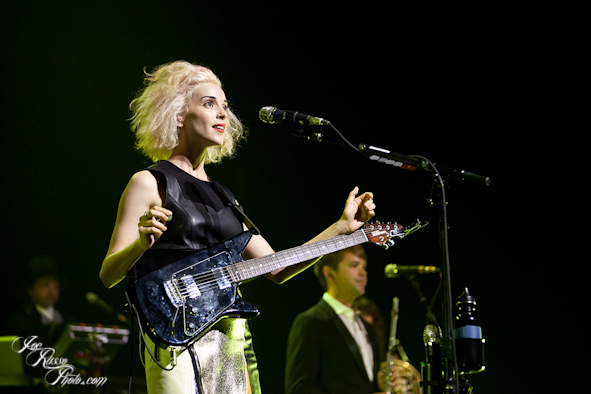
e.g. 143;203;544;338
85;292;98;303
384;264;399;278
423;324;441;346
259;106;276;124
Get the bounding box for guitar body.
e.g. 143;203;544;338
126;231;259;349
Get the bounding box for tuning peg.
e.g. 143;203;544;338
382;240;395;250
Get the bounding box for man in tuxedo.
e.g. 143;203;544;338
285;245;383;394
4;256;74;377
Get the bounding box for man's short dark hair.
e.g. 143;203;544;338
27;255;59;289
313;245;367;290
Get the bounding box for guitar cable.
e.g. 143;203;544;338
125;291;178;372
127;299;208;393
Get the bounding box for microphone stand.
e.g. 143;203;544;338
283;123;490;393
405;274;441;328
359;144;486;394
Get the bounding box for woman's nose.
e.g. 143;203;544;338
218;107;227;120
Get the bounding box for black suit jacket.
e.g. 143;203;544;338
3;302;74;378
285;299;381;394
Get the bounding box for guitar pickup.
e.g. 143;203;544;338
212;267;231;289
181;275;201;299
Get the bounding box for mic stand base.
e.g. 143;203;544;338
448;376;473;394
420;377;473;394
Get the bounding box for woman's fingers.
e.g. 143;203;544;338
144;206;173;222
138;206;172;248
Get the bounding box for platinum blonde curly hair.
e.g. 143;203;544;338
129;60;245;164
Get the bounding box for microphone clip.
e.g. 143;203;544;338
290;126;323;142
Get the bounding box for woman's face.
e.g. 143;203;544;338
180;82;228;150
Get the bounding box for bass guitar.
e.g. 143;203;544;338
126;220;426;349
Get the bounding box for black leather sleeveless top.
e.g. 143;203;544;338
147;160;245;252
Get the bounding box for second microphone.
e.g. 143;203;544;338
384;264;441;279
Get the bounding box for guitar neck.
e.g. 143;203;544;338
227;229;369;282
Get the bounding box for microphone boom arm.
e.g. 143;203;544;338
358;144;491;186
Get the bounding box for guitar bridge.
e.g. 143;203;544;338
164;275;201;308
164;280;182;307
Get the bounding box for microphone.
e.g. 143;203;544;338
384;264;440;279
85;292;113;313
86;292;129;325
259;106;330;126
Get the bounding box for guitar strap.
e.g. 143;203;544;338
211;182;261;236
232;204;261;236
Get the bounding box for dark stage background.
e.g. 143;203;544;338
0;2;576;393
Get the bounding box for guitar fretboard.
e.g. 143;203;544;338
226;229;369;282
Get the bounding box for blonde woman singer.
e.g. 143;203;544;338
99;60;376;394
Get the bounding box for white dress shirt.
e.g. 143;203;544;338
323;292;374;381
35;304;63;325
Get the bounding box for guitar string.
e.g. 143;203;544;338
171;227;403;298
170;227;401;299
172;230;369;296
168;231;366;298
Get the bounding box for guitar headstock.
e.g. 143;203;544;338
364;219;428;250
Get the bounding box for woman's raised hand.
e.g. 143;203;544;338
339;186;376;234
